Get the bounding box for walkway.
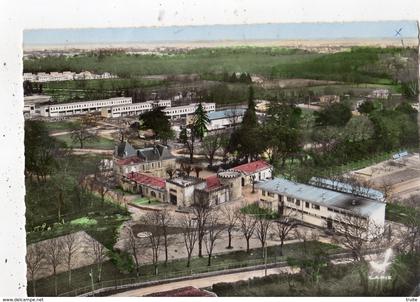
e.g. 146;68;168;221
112;266;299;297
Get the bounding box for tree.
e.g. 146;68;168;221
159;208;173;265
25;121;61;183
274;209;299;256
238;211;257;253
84;236;107;282
165;165;176;179
70;119;98;149
204;211;225;266
125;226;141;277
62;233;79;287
343;115;375;142
333;214;384;295
141;212;162;275
26;243;45;297
194;166;203;178
202;131;226;168
263;102;303;167
220;205;239;249
314;102;352;127
179;213;198;267
191;192;212;258
179;126;196;163
192;102;210;141
254;215;272;249
90;160;112;207
44;237;64;296
139;107;174;144
358;100;375;115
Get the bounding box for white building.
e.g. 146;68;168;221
101;99;172;118
256;178;386;237
231;160;273;187
39;97;132;117
206;108;246;131
163;102;216;120
369;89;390;99
22;71;117;82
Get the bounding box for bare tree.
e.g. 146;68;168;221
333;213;384;295
125;226;141;277
180;163;192;177
157;208;173;265
220;205;239;249
165;165;176;179
202;131;225;168
62;233;79;287
191;192;212;257
179;213;198;267
26;243;45;297
275;209;299;256
44;237;64;296
70;118;98;149
141;212;162;275
254;215;273;249
204;211;225;266
91;160;112;206
84;236;107;282
238;211;257;253
194;166;203;178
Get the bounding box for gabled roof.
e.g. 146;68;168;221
232;160;271;175
115;141;137;158
126;172;166;190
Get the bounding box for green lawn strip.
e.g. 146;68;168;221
54;133;115;150
131;198;161;206
43;121;80;133
386;203;420;225
28;240;341;296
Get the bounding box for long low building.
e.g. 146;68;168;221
206;108;246;131
39;97;132;117
163;102;216;119
101;99;171;118
256;177;385;237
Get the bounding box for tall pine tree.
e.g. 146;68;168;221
192;102;210;141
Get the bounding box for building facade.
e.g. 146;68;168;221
39;97;132;117
163;102;216;120
206;109;246;131
101;99;171;118
120;172;167;202
256;178;386;237
113;141;176;179
231;160;273;186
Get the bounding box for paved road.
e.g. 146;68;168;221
112;266;299;297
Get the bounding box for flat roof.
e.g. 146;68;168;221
207;109;246;120
256;178;385;217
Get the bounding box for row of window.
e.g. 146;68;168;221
50;99;130;111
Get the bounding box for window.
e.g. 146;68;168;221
295;200;301;206
312;204;320;210
268;192;274;197
262;191;266;196
287;196;293;202
305;202;310;208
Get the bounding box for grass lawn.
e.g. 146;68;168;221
28;240;341;296
131;197;161;206
43;120;80;133
54;133;115;150
386;203;420;225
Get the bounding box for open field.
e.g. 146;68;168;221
54;133;115;150
24;46;416;87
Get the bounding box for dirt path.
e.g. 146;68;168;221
112;266;299;297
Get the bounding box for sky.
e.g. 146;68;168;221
23;21;418;45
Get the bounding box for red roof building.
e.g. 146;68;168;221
116;156;143;166
126;172;166;190
232;160;271;175
145;286;217;297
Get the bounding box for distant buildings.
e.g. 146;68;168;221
318;95;340;105
23;71;117;82
163;102;216;120
39;97;132;117
205;108;246;131
368;89;390;99
100;100;171;118
256;177;386;237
